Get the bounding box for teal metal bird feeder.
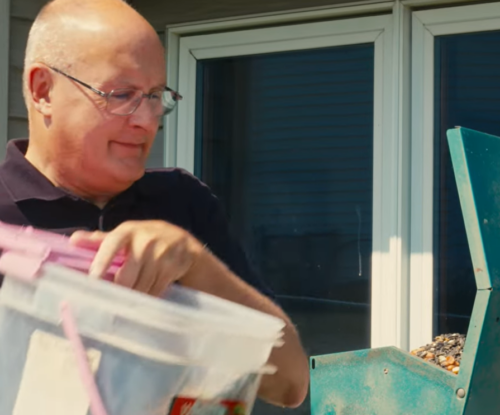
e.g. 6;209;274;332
310;127;500;415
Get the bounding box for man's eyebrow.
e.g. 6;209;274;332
150;83;167;91
101;80;166;91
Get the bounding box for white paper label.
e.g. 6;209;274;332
13;330;102;415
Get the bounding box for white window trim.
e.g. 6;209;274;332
410;2;500;351
167;9;412;349
387;0;412;352
0;0;10;160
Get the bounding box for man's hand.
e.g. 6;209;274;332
70;220;204;297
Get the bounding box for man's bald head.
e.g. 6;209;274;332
23;0;163;104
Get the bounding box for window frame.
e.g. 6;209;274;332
410;2;500;350
166;10;412;350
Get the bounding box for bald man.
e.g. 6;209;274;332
0;0;309;409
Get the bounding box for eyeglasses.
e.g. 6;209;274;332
48;66;182;117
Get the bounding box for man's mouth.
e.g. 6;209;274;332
110;141;145;156
112;142;144;148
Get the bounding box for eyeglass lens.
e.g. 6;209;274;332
107;89;180;116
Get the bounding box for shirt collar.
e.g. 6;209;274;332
0;139;67;202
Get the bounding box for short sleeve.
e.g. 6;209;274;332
180;172;275;300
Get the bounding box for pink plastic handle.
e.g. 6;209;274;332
0;251;45;281
0;221;125;279
60;301;109;415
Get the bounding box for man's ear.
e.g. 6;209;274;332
28;65;53;116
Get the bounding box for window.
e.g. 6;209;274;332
433;30;500;336
168;13;404;360
412;2;500;349
195;44;375;356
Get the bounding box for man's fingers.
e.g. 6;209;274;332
69;230;107;248
150;265;185;297
150;237;199;296
90;231;131;279
114;257;141;288
132;242;156;293
149;274;168;298
148;247;191;297
75;222;196;295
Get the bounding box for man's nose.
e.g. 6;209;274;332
128;97;160;131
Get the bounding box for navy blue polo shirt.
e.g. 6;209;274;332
0;139;272;297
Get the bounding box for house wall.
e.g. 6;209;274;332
6;0;46;140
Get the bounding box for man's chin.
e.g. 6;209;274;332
110;159;146;183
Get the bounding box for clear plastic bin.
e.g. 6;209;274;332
0;263;282;415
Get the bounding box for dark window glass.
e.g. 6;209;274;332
434;31;500;336
195;45;374;413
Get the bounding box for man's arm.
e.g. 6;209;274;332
181;247;309;408
181;170;309;407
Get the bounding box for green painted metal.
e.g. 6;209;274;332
310;127;500;415
310;347;458;415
